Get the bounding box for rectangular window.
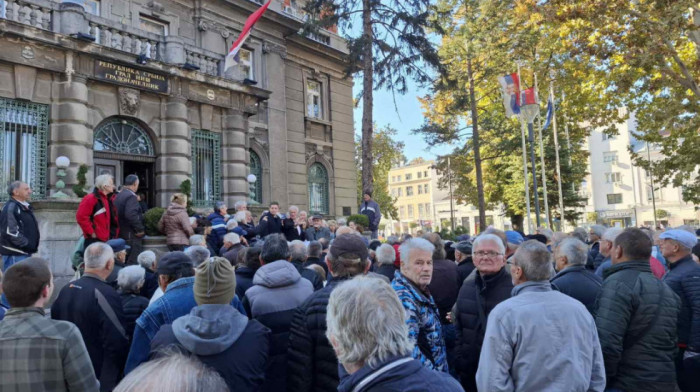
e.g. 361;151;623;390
424;184;429;193
424;171;428;177
424;203;431;218
397;187;402;197
417;185;423;194
239;48;254;80
417;172;422;179
139;15;169;36
397;175;402;182
461;217;470;233
418;204;424;217
602;133;616;141
603;151;618;164
306;80;322;119
0;99;49;201
405;173;412;180
406;186;413;196
400;206;405;219
607;193;623;204
647;185;662;201
408;205;414;218
605;172;622;183
191;129;221;207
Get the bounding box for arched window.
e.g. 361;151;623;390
249;149;263;204
94;118;154;156
308;163;329;215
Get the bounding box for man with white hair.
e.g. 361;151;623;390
327;277;463;392
375;243;397;281
551;237;603;314
234;200;247;211
587;224;606;265
184;245;211;267
288;240;323;291
219;232;244;265
52;242;129;391
453;233;513;390
283;205;306;241
476;240;605;391
137;250;158;299
76;174;118;247
594;227;624;277
391;238;448;373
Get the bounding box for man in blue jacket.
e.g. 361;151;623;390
360;192;381;240
551;237;602;314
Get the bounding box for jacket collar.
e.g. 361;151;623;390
6;307;45;318
10;197;30;209
552;264;586;280
393;271;433;304
338;355;412;392
83;272;107;282
512;280;551;296
604;259;652;279
165;276;195;293
669;254;694;270
476;266;508;290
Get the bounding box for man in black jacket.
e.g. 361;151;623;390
258;202;282;238
551;237;602;314
51;242;129;392
283;205;306;241
453;233;513;391
454;241;474;283
114;175;145;265
287;233;370;392
0;181;39;270
596;228;680;392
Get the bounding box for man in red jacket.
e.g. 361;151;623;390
76;174;119;248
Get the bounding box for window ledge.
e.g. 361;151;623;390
305;116;332;126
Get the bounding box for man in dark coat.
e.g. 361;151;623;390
453;233;513;391
236;246;261;299
207;201;228;255
375;243;398;282
287;234;370;392
586;224;605;269
659;229;700;391
454;241;474;283
303;240;328;278
258;202;283;238
289;240;323;291
0;181;39;270
551;237;602;314
114;174;145;265
282;205;306;241
51;242;129;392
150;257;270;392
359;192;381;240
596;228;681;392
219;232;245;266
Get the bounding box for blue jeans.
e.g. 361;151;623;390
1;254;30;307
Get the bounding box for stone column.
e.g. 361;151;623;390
50;74;91;193
156;95;190;207
222;108;249;207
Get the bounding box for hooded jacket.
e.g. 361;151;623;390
244;260;314;392
159;203;193;246
150;305;270;392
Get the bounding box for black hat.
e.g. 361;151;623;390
157;251;194;275
312;214;323;220
453;241;472;254
525;234;548;245
330;234;369;262
368;240;382;251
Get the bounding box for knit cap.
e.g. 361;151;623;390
194;257;236;306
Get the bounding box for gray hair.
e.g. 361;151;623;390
234;211;247;223
234;200;247;210
399;238;435;266
555;237;588;266
185;246;210;266
260;234;290;263
288;205;299;213
326;277;412;368
117;265;145;293
538;228;554;242
386;235;399;245
289;240;308;262
223;232;240;244
225;219;238;231
7;181;23;197
602;227;623;243
114;350;228;392
94;174;113;191
337;217;347;226
124;174;139;186
590;224;606;238
308;241;322;257
189;235;205;247
137;250;156;270
214;201;226;211
84;242;114;269
376;244;396;266
571;227;587;243
513;240;554;281
472;234;506;255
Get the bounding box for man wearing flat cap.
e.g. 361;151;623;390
287;233;371;391
105;238;130;288
305;215;331;241
660;228;700;391
454;241;474;283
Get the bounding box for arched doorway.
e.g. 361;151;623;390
93;117;156;208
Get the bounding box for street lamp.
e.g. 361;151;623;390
52;156;71;199
247;174;258;205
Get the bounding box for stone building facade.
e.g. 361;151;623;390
0;0;357;217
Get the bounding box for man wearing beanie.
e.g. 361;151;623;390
150;257;270;392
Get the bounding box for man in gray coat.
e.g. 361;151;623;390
476;240;605;392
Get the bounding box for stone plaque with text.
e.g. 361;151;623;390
94;60;168;93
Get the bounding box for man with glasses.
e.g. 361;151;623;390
452;233;513;391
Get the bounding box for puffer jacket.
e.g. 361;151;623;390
596;260;681;392
663;255;700;352
158;203;193;246
428;258;461;324
391;271;448;373
287;277;350;392
120;291;149;342
452;267;512;390
207;212;228;253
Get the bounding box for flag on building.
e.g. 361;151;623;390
224;0;272;73
498;73;520;117
542;98;553;131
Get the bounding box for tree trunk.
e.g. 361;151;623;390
467;54;486;231
361;0;374;196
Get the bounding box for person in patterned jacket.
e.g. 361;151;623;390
391;237;448;373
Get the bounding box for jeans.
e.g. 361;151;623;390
1;254;30;307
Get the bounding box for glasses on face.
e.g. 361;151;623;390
474;251;503;258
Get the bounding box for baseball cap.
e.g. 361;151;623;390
107;238;130;253
505;231;524;246
157;251;194;275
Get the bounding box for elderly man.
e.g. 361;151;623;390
660;229;700;391
220;232;245;265
587;224;606;266
454;241;474;282
328;277;463;392
283;205;306;241
114;174;145;265
289;240;323;291
137;250;158;299
306;215;331;241
594;227;623;277
476;240;605;391
234;200;248;212
106;238;129;288
391;237;448;373
596;228;680;392
0;181;39;272
453;233;513;391
0;257;100;392
76;174;118;247
551;237;603;314
375;243;397;281
287;233;372;391
207;201;228;255
304;240;327;277
51;242;129;391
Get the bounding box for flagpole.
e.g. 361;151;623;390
534;73;551;229
517;63;533;234
550;76;565;231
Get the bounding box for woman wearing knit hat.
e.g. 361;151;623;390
149;257;270;392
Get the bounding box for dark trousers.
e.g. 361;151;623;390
125;237;143;265
168;244;185;252
677;348;700;392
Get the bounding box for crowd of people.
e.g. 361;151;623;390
0;176;699;392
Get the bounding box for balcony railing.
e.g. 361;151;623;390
0;0;52;30
86;15;160;60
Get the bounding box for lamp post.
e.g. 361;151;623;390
247;174;258;205
52;156;71;199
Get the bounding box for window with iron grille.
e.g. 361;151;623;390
0;99;48;201
249;149;263;204
308;163;329;214
191;129;221;207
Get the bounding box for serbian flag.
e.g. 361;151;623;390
224;0;272;73
498;73;520;117
542;98;553;131
520;87;538;106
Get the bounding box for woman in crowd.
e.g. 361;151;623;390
117;265;149;343
159;193;194;251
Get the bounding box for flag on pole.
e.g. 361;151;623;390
498;73;520;117
520;87;538;106
542;98;553;131
224;0;272;73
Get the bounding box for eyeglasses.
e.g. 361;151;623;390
474;251;503;258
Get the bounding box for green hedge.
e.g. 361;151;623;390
347;214;369;228
144;207;166;236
